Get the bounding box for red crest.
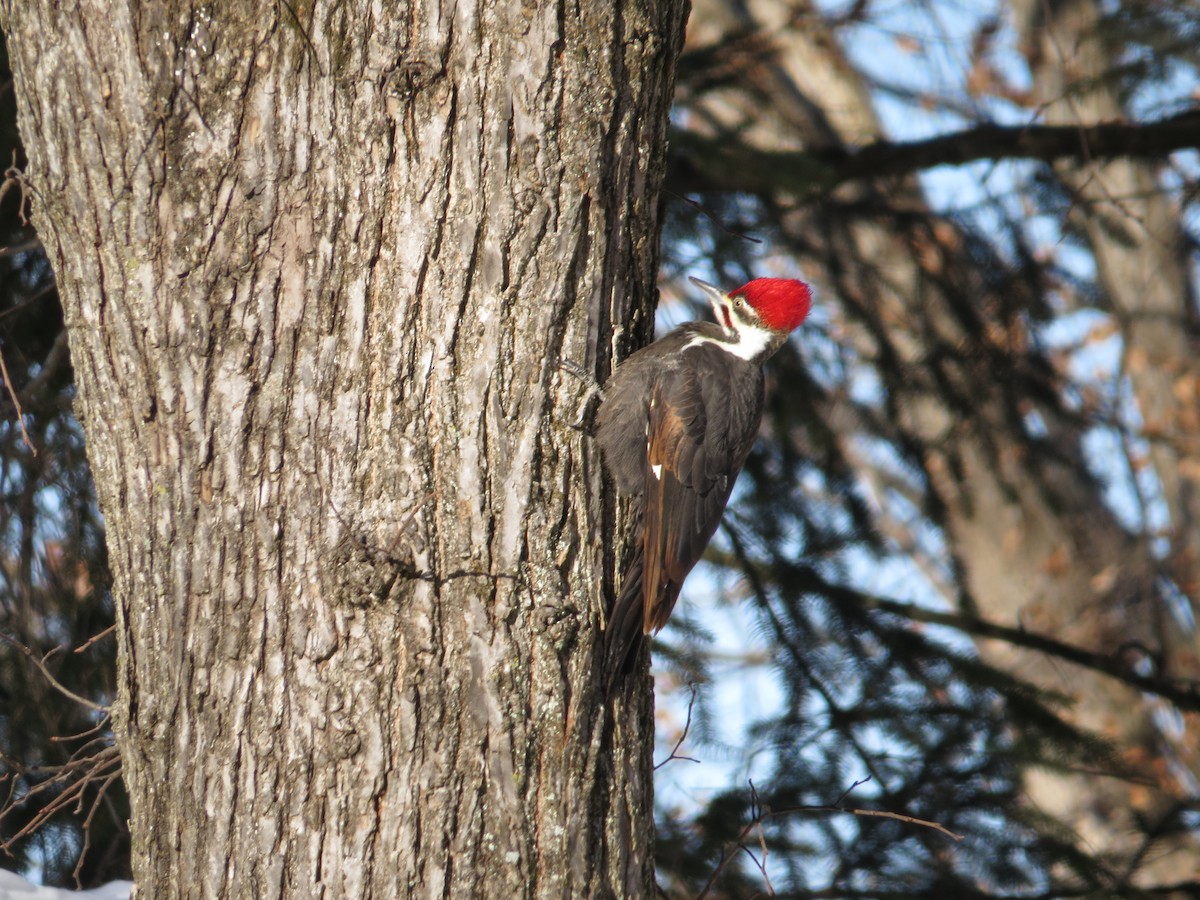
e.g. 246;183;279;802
731;278;812;332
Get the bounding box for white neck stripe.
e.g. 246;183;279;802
686;323;777;361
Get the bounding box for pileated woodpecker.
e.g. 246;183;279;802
596;276;812;689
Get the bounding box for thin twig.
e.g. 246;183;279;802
0;152;31;226
746;781;775;895
72;768;123;888
0;632;108;713
51;718;110;745
833;775;871;807
664;188;763;245
695;779;963;899
655;682;701;769
0;343;36;456
815;805;965;840
0;744;121;854
75;623;117;654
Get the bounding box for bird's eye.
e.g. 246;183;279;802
734;298;744;309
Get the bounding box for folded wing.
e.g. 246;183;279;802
642;364;741;633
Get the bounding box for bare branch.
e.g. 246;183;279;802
0;344;36;456
72;768;124;888
0;153;32;226
655;682;701;770
74;623;117;655
0;632;109;713
671;111;1200;200
0;744;122;857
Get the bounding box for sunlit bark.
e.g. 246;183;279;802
0;1;687;894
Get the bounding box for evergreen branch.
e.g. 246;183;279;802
695;778;963;899
860;594;1200;712
709;544;1200;712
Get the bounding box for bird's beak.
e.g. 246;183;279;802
689;277;732;334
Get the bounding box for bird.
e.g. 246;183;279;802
595;275;812;691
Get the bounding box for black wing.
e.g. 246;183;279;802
604;347;764;689
641;363;740;632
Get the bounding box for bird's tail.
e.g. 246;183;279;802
604;540;646;696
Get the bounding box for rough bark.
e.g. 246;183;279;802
0;1;688;896
686;0;1194;881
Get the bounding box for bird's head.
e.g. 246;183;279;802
690;276;812;338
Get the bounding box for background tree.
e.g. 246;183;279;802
3;0;1200;897
0;31;129;887
654;0;1199;896
1;0;687;895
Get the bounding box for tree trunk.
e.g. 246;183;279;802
0;1;688;895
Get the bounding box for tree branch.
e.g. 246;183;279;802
695;777;963;899
0;632;109;713
706;544;1200;711
670;110;1200;199
859;594;1200;712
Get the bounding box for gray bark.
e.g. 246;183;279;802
0;1;688;896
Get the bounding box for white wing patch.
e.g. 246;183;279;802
649;436;662;479
648;394;660;479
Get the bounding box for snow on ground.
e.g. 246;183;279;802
0;871;131;900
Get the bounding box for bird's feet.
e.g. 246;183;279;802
559;359;605;431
